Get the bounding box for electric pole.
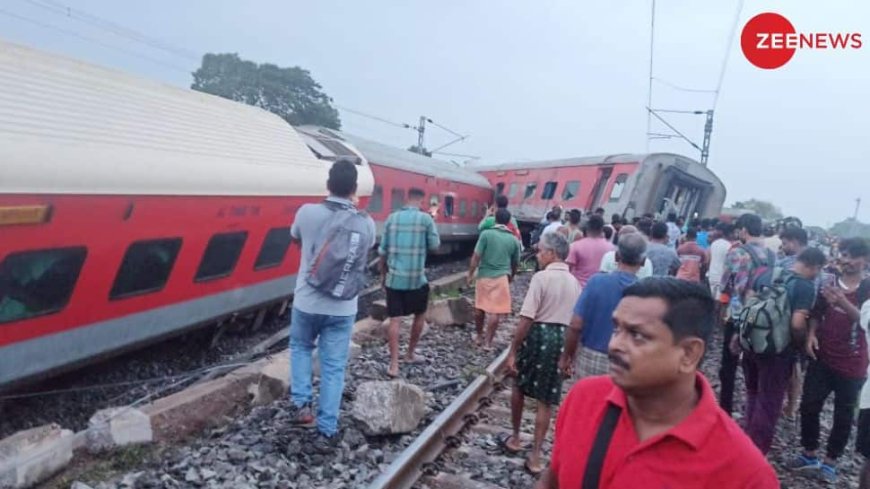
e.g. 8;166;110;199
417;116;426;153
700;110;714;165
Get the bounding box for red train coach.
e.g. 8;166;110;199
471;153;726;230
297;126;494;253
0;41;373;389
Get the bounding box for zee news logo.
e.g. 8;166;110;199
741;12;863;69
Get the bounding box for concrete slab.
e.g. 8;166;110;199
426;297;474;326
249;353;290;407
141;369;259;442
86;407;153;453
429;272;469;296
370;300;388;320
0;424;74;489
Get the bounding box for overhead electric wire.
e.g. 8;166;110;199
645;0;655;151
335;105;416;130
22;0;200;61
713;0;745;109
0;6;191;73
652;77;717;94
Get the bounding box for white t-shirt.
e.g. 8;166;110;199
599;251;653;279
542;221;562;238
707;238;732;286
764;235;782;255
859;300;870;409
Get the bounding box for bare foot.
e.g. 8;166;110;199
525;457;545;475
387;364;399;378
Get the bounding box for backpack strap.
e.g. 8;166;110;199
581;403;622;489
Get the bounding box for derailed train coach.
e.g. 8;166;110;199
471;152;727;231
0;40;373;389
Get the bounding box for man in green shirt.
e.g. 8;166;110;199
468;209;521;348
479;195;521;241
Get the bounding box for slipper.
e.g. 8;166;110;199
403;357;426;365
497;433;523;455
524;459;545;476
386;366;400;378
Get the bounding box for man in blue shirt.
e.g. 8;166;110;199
559;232;647;378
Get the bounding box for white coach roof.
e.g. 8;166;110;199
0;39;371;196
298;126;492;189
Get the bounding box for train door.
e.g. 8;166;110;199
586;166;613;211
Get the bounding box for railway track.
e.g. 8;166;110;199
371;346;560;489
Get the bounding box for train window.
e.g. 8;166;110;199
368;185;383;213
609;174;629;201
254;227;292;270
0;247;87;324
562;180;580;200
508;183;519;198
195;232;248;282
541;181;558;200
523;182;538;199
495;182;505;195
444;196;455;217
391;188;406;211
459;200;467;217
111;238;182;299
471;201;479;217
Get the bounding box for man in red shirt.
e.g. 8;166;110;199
536;278;778;489
676;228;708;283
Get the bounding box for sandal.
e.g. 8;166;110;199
497;433;523;454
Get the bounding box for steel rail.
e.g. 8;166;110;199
367;347;510;489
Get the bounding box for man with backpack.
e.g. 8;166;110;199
288;158;376;449
793;237;870;483
379;188;441;378
739;247;825;454
718;213;773;416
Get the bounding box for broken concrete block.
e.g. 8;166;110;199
249;352;290;407
86;407;153;453
426;297;475;326
370;300;388;320
141;370;259;442
429;272;468;296
0;424;74;489
352;317;386;343
351;380;426;435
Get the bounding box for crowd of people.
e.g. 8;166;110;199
285;160;870;486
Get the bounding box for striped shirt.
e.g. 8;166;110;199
379;206;441;290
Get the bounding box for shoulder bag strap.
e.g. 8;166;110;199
581;403;622;489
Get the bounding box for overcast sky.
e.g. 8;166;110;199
2;0;867;227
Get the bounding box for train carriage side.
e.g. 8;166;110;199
298;127;494;253
0;41;373;389
473;152;725;229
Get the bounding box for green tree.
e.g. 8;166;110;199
829;218;870;239
732;199;783;220
191;53;340;129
